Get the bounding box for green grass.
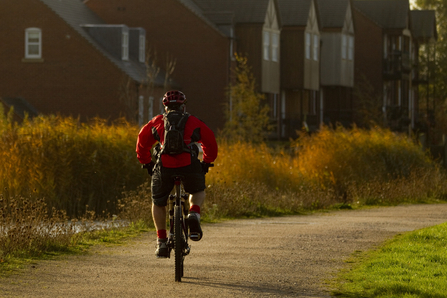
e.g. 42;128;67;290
333;222;447;298
0;220;150;277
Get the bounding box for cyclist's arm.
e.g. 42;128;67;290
136;117;161;164
198;122;218;164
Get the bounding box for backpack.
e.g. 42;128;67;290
161;111;191;155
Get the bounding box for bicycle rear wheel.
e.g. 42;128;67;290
174;205;184;282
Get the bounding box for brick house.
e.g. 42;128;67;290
85;0;231;131
410;10;437;132
278;0;321;137
317;0;355;127
189;0;282;137
0;0;166;125
353;0;416;131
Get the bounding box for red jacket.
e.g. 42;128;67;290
136;113;218;168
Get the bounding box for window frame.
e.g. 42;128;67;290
313;34;319;61
122;31;129;61
305;32;311;60
341;34;347;60
139;35;145;63
25;27;42;59
263;31;270;61
271;32;279;62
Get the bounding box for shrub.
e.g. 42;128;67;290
0;114;146;217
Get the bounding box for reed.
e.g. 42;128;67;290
1;112;446;260
0;113;146;218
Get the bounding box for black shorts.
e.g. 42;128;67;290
151;158;205;207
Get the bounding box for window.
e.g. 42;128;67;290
305;32;311;59
341;34;347;60
348;36;354;60
25;28;42;59
271;33;279;62
139;35;145;63
263;31;270;60
313;34;319;61
122;32;129;61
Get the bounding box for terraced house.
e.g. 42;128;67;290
0;0;166;125
278;0;321;137
353;0;437;133
0;0;437;139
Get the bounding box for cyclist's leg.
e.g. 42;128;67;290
152;203;167;231
189;190;205;210
151;165;174;257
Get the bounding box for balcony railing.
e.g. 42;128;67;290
383;51;411;80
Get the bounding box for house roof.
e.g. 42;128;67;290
277;0;313;27
191;0;273;24
354;0;410;29
411;10;437;42
316;0;350;29
0;97;39;119
38;0;164;85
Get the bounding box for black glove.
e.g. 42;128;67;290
201;162;213;174
142;161;155;176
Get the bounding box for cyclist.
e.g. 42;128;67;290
136;90;218;258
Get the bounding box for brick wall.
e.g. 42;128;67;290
0;0;139;122
86;0;231;131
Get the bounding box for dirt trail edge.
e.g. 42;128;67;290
1;204;447;298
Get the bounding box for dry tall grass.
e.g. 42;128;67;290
0;112;146;218
1;111;446;259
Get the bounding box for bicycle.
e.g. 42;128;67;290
165;162;214;282
166;175;190;282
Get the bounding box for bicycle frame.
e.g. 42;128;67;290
167;176;190;282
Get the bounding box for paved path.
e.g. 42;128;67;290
1;204;447;297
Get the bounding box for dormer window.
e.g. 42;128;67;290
305;32;311;59
25;28;42;59
139;35;145;63
313;34;319;61
122;32;129;61
342;34;354;61
263;31;270;60
271;33;279;62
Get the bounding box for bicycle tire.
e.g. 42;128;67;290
174;205;183;282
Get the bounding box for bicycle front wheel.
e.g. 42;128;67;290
174;205;184;282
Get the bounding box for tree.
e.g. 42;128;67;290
221;54;272;143
414;0;447;137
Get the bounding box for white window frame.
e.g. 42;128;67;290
305;32;311;60
25;28;42;59
341;34;347;60
139;35;145;63
313;34;319;61
122;32;129;61
348;36;354;61
263;31;270;61
271;32;279;62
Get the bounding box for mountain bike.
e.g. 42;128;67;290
166;175;190;282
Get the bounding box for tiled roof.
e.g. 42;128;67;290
177;0;228;32
0;97;39;119
317;0;350;29
277;0;313;27
191;0;272;24
38;0;164;85
354;0;410;29
411;10;437;41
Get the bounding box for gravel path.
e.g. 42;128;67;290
1;204;447;298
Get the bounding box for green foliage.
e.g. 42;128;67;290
334;222;447;297
0;115;146;217
414;0;447;135
221;54;273;143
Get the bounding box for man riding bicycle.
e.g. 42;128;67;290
136;90;218;258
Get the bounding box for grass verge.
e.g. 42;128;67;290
332;222;447;298
0;220;150;277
